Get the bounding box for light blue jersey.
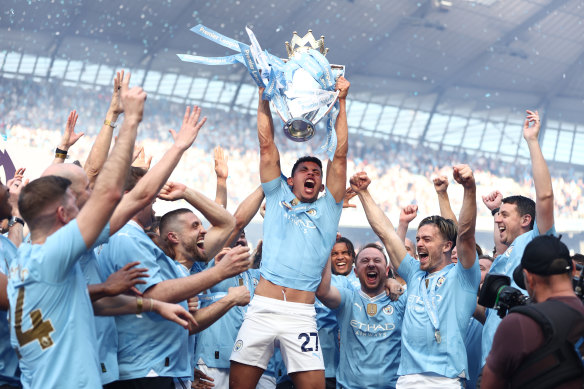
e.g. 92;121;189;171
481;221;555;367
79;251;118;385
397;254;480;379
0;236;19;387
7;220;110;389
97;221;191;380
464;318;483;389
260;176;342;292
195;265;260;369
315;274;359;379
336;287;405;389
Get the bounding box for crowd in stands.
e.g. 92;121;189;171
1;77;582;221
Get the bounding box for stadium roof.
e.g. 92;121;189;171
2;0;584;166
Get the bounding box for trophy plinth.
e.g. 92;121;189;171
284;118;315;142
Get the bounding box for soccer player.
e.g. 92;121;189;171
349;164;480;387
6;79;194;388
229;76;350;389
317;243;406;388
479;110;555;368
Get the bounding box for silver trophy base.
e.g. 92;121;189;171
283;118;315;142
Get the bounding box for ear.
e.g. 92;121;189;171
287;177;294;186
166;231;180;245
520;214;532;229
385;265;390;277
442;240;453;254
55;205;69;225
319;184;325;193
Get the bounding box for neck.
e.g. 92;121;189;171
533;281;576;303
428;258;451;274
174;251;195;270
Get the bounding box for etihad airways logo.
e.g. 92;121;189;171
350;320;396;333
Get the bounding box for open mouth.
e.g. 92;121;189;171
418;252;429;263
304;179;315;192
366;271;378;283
196;238;205;249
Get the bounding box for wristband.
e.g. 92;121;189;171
491;207;500;216
104;119;117;129
8;216;24;227
55;148;68;159
136;296;143;314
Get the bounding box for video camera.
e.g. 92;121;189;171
478;274;531;318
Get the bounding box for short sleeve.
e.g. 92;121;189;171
261;175;284;197
40;219;88;283
336;286;352;313
454;253;481;292
100;232;164;292
397;254;418;284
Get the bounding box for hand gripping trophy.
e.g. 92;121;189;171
178;25;345;157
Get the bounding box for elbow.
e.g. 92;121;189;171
103;188;123;207
537;191;553;204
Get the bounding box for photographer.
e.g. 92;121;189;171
482;235;584;388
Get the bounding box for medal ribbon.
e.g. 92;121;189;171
419;264;454;342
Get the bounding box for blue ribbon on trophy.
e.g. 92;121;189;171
177;24;345;160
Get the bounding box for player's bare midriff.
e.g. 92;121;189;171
254;276;315;304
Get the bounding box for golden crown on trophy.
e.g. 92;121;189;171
285;30;329;58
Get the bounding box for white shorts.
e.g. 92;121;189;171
396;374;464;388
196;362;229;389
230;295;324;374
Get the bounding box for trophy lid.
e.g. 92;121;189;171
285;30;329;58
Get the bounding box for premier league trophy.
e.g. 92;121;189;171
178;25;345;158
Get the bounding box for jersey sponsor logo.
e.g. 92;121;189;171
350;319;396;333
383;305;394;315
366;303;377;316
436;276;445;287
233;339;243;352
282;210;316;230
407;294;443;312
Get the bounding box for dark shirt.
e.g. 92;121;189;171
486;295;584;389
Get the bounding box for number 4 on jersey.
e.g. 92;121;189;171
14;287;55;350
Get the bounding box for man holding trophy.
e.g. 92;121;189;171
179;26;350;389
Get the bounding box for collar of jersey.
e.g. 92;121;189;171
359;290;387;303
127;220;144;231
424;262;455;280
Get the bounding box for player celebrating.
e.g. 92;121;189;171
229;77;350;389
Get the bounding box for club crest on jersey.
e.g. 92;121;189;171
366;303;377;316
281;201;292;210
233;339;243;352
253;278;259;287
307;208;317;216
436;276;445;287
383;305;394;315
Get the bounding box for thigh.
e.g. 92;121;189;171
229;361;265;389
289;370;325;389
230;313;276;370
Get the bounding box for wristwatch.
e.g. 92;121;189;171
8;216;24;227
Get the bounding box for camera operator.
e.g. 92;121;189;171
482;235;584;388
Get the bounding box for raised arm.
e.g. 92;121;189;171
224;185;265;248
452;164;477;269
158;182;235;261
109;105;206;234
213;146;228;208
257;88;281;183
350;172;407;270
84;70;125;185
53;110;84;165
397;204;418;243
524;110;554;233
76;73;140;248
143;245;251;303
433;176;458;225
7;168;27;247
325;77;350;203
315;257;342;309
482;190;507;257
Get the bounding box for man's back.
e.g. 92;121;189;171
97;221;191;380
7;221;107;388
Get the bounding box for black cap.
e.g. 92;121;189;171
513;235;573;289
